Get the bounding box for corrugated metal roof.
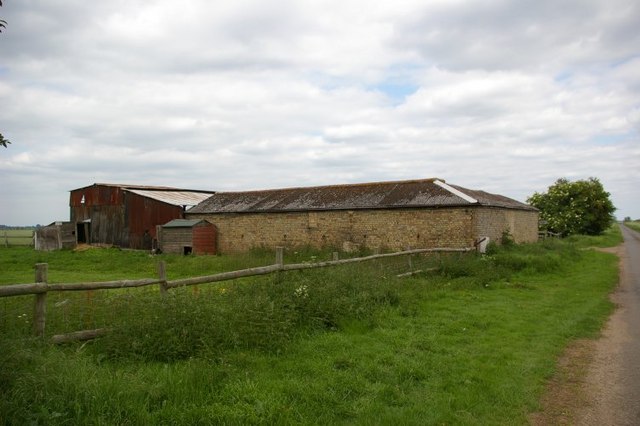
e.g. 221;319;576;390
127;189;215;207
189;178;537;214
71;183;215;194
163;219;206;228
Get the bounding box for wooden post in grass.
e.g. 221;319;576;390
157;261;168;296
276;247;284;268
34;263;48;338
406;246;413;271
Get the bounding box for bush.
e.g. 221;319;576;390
527;177;616;236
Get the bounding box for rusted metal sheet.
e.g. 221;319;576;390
68;183;216;249
125;192;184;248
189;178;536;214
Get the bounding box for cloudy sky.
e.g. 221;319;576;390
1;0;639;225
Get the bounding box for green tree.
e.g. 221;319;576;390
527;177;616;236
0;133;10;148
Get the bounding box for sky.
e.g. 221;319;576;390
1;0;639;225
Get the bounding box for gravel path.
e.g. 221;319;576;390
532;225;640;425
576;225;640;425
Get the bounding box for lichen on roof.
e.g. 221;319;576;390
189;178;536;214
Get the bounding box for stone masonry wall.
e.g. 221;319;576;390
473;207;539;244
190;207;479;253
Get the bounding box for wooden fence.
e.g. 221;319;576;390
0;246;474;343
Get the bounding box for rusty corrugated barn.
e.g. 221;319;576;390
70;183;215;249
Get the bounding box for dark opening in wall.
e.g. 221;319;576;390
183;246;192;255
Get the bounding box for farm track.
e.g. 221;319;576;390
532;225;640;425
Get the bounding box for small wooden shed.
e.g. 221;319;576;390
159;219;216;255
35;222;77;251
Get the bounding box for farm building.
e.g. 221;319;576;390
69;183;215;249
187;178;539;253
158;219;217;255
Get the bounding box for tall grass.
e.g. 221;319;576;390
95;263;400;362
0;228;622;424
623;221;640;233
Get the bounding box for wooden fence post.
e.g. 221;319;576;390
406;246;413;271
57;226;63;250
34;263;48;338
275;247;284;268
158;261;168;296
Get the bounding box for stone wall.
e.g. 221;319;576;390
473;207;539;244
191;207;477;253
190;207;538;253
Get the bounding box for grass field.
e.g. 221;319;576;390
1;229;34;246
624;221;640;233
0;227;623;424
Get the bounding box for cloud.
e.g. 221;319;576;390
0;0;639;224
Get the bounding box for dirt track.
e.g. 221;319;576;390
532;225;640;425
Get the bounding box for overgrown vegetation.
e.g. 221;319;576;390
0;227;623;424
624;221;640;233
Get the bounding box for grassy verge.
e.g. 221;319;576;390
0;230;621;425
624;221;640;233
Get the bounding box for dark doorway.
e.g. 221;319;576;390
76;222;91;244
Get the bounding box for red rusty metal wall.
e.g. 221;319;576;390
69;184;186;249
193;222;216;254
70;185;123;209
125;192;185;249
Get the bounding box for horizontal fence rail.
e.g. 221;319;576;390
0;246;475;342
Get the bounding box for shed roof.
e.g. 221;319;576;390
163;219;208;228
189;178;536;214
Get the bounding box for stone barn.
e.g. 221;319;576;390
158;219;217;255
187;178;539;253
69;183;215;249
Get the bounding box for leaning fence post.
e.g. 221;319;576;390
34;263;48;338
158;261;168;296
275;247;284;268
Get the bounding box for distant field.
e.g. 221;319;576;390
1;229;34;246
624;221;640;233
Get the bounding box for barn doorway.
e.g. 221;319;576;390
76;221;91;244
